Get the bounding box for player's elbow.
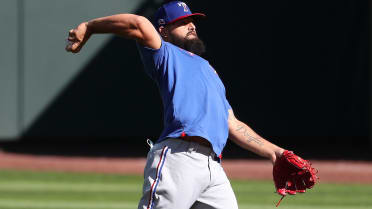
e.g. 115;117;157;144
134;15;155;35
113;15;151;40
135;15;150;27
134;15;161;49
121;15;148;39
228;119;239;136
227;114;240;131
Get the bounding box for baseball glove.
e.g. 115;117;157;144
273;150;318;196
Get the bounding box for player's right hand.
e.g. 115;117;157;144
65;22;91;53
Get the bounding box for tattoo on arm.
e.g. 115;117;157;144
236;125;264;146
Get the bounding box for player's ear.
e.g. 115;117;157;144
159;26;168;38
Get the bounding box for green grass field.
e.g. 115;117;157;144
0;169;371;209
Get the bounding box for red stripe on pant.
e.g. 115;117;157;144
147;146;168;209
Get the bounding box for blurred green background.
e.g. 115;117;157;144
0;169;371;209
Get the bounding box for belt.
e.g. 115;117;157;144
178;135;212;148
174;134;221;163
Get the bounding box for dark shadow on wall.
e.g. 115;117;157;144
190;0;371;159
22;0;164;139
23;36;163;138
1;0;165;157
13;36;164;157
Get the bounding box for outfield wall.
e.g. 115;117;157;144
0;1;19;138
0;0;147;139
0;0;370;158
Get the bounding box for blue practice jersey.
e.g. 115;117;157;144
137;39;232;155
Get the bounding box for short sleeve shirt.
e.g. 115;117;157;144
137;39;231;155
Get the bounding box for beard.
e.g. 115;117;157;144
170;34;206;56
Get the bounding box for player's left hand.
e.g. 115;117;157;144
65;22;91;53
273;150;318;196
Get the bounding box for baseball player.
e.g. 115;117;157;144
66;1;317;208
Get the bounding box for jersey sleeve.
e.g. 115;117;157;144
225;98;232;110
136;39;167;80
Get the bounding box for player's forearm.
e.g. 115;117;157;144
229;120;284;163
66;13;160;53
86;14;144;39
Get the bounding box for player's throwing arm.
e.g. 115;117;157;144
65;14;161;53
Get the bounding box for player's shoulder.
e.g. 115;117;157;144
162;40;179;51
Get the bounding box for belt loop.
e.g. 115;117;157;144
208;155;212;181
217;153;222;163
210;151;221;163
212;152;221;163
180;131;186;138
146;138;154;150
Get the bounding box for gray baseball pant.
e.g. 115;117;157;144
137;138;239;209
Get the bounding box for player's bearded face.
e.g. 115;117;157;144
164;18;206;56
171;32;206;56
